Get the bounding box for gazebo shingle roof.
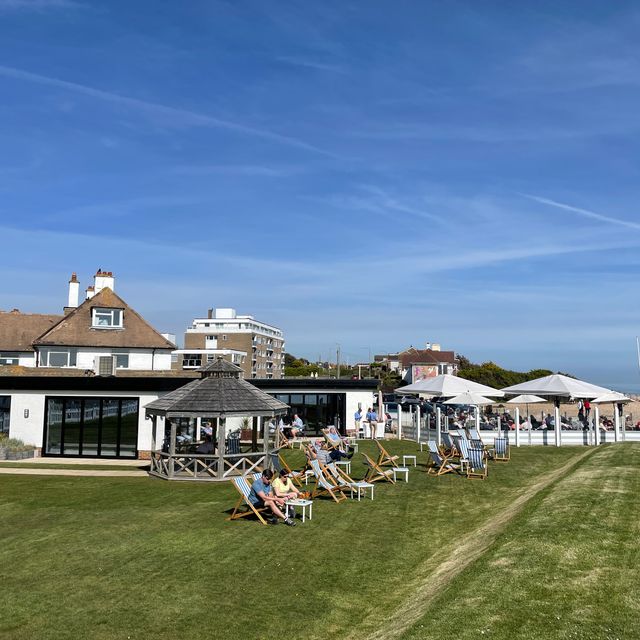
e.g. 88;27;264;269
145;357;288;417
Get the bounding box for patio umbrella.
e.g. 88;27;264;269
501;374;612;446
506;394;546;419
501;374;611;399
443;391;494;405
396;374;504;398
591;392;630;442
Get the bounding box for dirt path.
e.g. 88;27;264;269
349;448;596;640
0;468;147;477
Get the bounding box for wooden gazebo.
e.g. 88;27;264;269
145;358;288;481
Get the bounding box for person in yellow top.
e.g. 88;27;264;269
272;469;302;519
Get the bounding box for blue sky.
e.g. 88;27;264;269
1;0;640;389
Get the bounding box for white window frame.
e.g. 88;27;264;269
92;308;123;329
41;349;77;367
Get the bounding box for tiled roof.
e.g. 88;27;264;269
399;348;456;367
0;311;63;351
33;288;175;350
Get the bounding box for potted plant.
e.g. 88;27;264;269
240;416;252;441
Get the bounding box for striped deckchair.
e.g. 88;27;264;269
426;441;460;476
452;435;470;474
440;431;456;457
322;428;346;452
309;459;347;503
374;439;399;467
361;453;396;484
325;462;375;499
227;475;270;525
466;445;488;480
466;427;485;447
491;436;510;462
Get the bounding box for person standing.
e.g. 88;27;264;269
365;407;378;438
354;408;362;435
584;399;591;420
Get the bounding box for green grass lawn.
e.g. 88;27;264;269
0;441;637;640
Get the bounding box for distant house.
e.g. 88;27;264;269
375;344;457;383
0;270;175;373
398;347;457;383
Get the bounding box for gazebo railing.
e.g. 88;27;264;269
149;451;267;481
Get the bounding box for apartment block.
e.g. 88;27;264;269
178;308;284;379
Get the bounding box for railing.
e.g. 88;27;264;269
149;450;267;481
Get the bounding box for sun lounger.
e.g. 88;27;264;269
227;475;270;525
440;431;456;457
272;452;311;487
426;441;460;476
374;439;400;467
309;459;347;503
466;427;486;447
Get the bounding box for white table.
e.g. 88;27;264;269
335;459;352;475
350;482;375;501
402;454;417;467
286;498;313;523
364;421;385;439
392;467;409;482
302;470;315;485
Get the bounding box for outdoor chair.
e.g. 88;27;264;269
227;475;269;525
276;452;311;487
309;459;347;503
466;445;488;480
426;441;460;476
226;434;241;455
466;427;486;448
324;462;375;499
361;453;397;484
452;435;470;474
440;432;456;457
491;436;510;462
374;439;399;467
322;428;347;452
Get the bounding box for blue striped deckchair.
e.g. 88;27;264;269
492;436;510;462
325;462;375;499
466;426;486;447
466;445;488;479
440;431;456;457
227;475;269;525
452;435;470;474
426;441;459;476
361;453;396;484
309;459;347;502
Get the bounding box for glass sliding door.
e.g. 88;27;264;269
82;399;101;456
44;397;139;458
100;399;120;457
46;399;64;454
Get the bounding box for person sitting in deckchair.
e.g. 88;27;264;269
273;469;303;519
323;426;354;458
248;469;296;527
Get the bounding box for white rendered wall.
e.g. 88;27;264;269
3;389;165;451
345;391;377;432
72;349;173;371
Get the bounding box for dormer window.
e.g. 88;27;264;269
92;308;123;329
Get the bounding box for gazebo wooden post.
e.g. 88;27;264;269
252;417;259;452
168;418;177;479
262;416;269;458
217;416;226;480
150;415;157;452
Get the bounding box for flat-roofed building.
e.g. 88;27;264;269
180;308;284;379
